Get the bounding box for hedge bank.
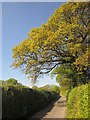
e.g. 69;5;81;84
67;83;89;118
2;85;58;119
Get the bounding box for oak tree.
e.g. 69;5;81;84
12;2;90;82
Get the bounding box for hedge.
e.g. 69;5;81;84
67;83;90;118
2;85;58;119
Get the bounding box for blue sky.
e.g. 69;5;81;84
2;2;63;87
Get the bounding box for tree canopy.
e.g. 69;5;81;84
32;84;60;94
0;78;22;86
12;2;90;83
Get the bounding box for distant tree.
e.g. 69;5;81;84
37;85;60;94
51;85;60;94
32;85;38;90
0;80;2;85
51;64;79;87
5;78;18;85
0;80;6;86
40;85;53;91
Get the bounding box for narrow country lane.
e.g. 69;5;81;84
29;96;66;119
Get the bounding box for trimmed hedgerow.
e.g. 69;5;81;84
67;83;89;118
2;85;58;119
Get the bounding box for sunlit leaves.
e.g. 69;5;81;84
12;2;89;81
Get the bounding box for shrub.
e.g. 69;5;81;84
67;83;89;118
2;85;58;119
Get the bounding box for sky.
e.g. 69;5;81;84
2;2;63;87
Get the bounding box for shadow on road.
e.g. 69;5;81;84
56;100;66;107
29;97;61;119
28;96;67;119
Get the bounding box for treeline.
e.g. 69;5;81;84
32;84;60;94
1;78;59;119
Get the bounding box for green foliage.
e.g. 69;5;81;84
67;83;89;118
60;78;72;88
32;85;39;90
59;78;73;96
0;80;6;86
32;85;60;94
39;85;52;91
60;87;69;96
51;64;77;96
5;78;18;85
2;84;58;119
1;78;23;87
0;80;2;85
51;85;60;94
52;64;81;86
